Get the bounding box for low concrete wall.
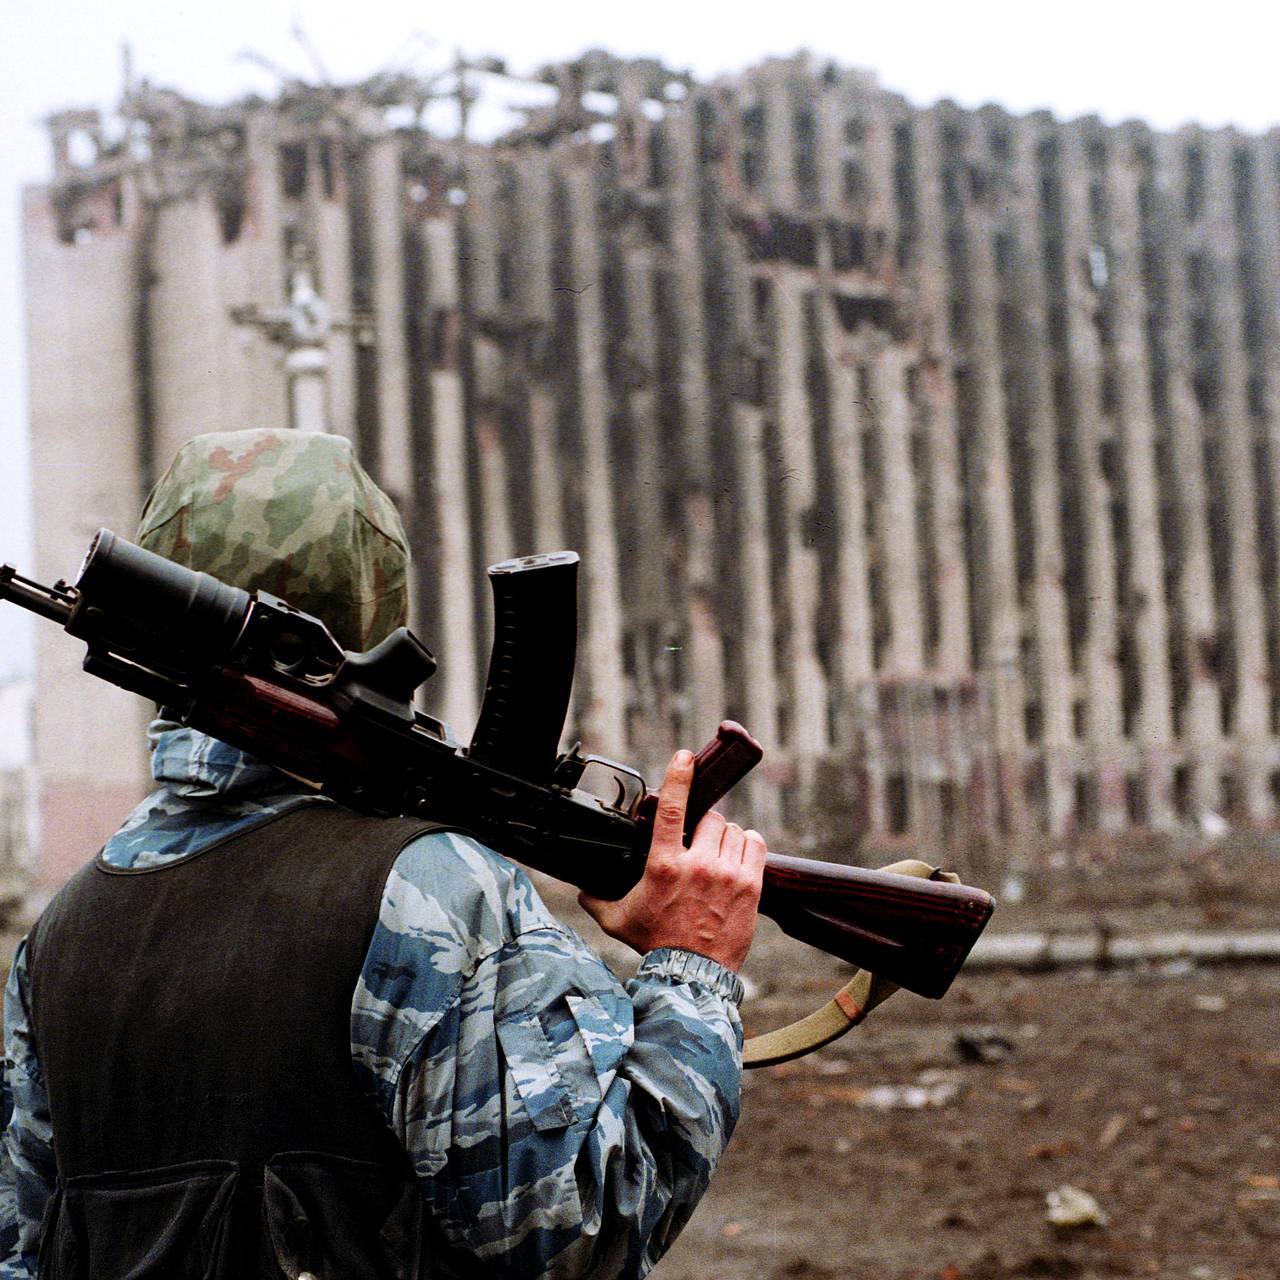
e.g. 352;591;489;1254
968;928;1280;970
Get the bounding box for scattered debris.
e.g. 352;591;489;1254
1191;1095;1226;1112
919;1068;961;1087
954;1029;1017;1064
1028;1139;1081;1160
814;1058;850;1076
996;1075;1038;1095
855;1078;961;1111
1046;1185;1108;1229
1193;993;1227;1012
1098;1113;1127;1148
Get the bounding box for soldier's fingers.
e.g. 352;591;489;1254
742;829;768;877
650;750;694;860
719;821;747;866
688;807;727;857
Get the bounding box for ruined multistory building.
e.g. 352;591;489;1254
23;51;1280;885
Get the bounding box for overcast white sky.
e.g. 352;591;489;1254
2;0;1278;681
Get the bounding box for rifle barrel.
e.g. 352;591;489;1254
0;565;76;625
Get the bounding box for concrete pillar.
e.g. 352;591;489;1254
472;341;515;570
732;400;784;829
1107;130;1177;826
1153;132;1223;815
420;214;478;739
24;184;150;891
754;63;829;786
769;269;831;776
871;342;925;674
860;88;898;279
305;133;356;440
461;148;504;317
618;248;666;614
524;391;566;551
563;152;627;754
667;93;727;746
825;335;886;835
812;77;845;213
145;194;213;462
1058;122;1126;829
1202;128;1272;821
462;149;516;573
239;112;289;433
365;136;413;504
1010;119;1076;836
812;81;893;835
620;247;675;762
959;114;1027;831
758;65;796;209
910;110;971;676
613;65;654;191
1248;131;1280;752
511;150;567;558
723;232;782;829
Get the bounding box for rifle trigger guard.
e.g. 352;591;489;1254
572;753;647;816
742;860;961;1069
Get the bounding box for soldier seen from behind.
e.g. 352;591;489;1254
0;428;767;1278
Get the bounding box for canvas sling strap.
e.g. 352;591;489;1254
742;859;961;1068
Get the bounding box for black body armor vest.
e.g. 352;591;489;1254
26;804;442;1279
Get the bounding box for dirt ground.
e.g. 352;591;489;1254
557;834;1280;1280
537;834;1280;1280
5;834;1278;1279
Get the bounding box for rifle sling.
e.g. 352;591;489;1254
742;860;960;1069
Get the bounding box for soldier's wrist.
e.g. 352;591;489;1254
636;947;746;1006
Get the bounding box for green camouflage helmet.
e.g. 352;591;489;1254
137;429;409;652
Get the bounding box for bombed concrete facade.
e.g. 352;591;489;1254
23;52;1280;881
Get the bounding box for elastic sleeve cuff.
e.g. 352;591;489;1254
635;947;746;1007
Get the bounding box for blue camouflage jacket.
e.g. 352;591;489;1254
0;722;745;1278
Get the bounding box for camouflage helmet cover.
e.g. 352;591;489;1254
136;429;409;652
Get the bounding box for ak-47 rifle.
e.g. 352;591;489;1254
1;531;993;1025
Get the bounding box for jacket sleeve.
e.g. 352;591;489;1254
0;941;56;1279
351;831;744;1280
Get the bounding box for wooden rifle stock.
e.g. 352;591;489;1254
759;856;993;999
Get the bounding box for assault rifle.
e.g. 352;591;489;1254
1;531;993;1003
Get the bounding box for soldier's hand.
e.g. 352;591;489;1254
578;749;766;972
